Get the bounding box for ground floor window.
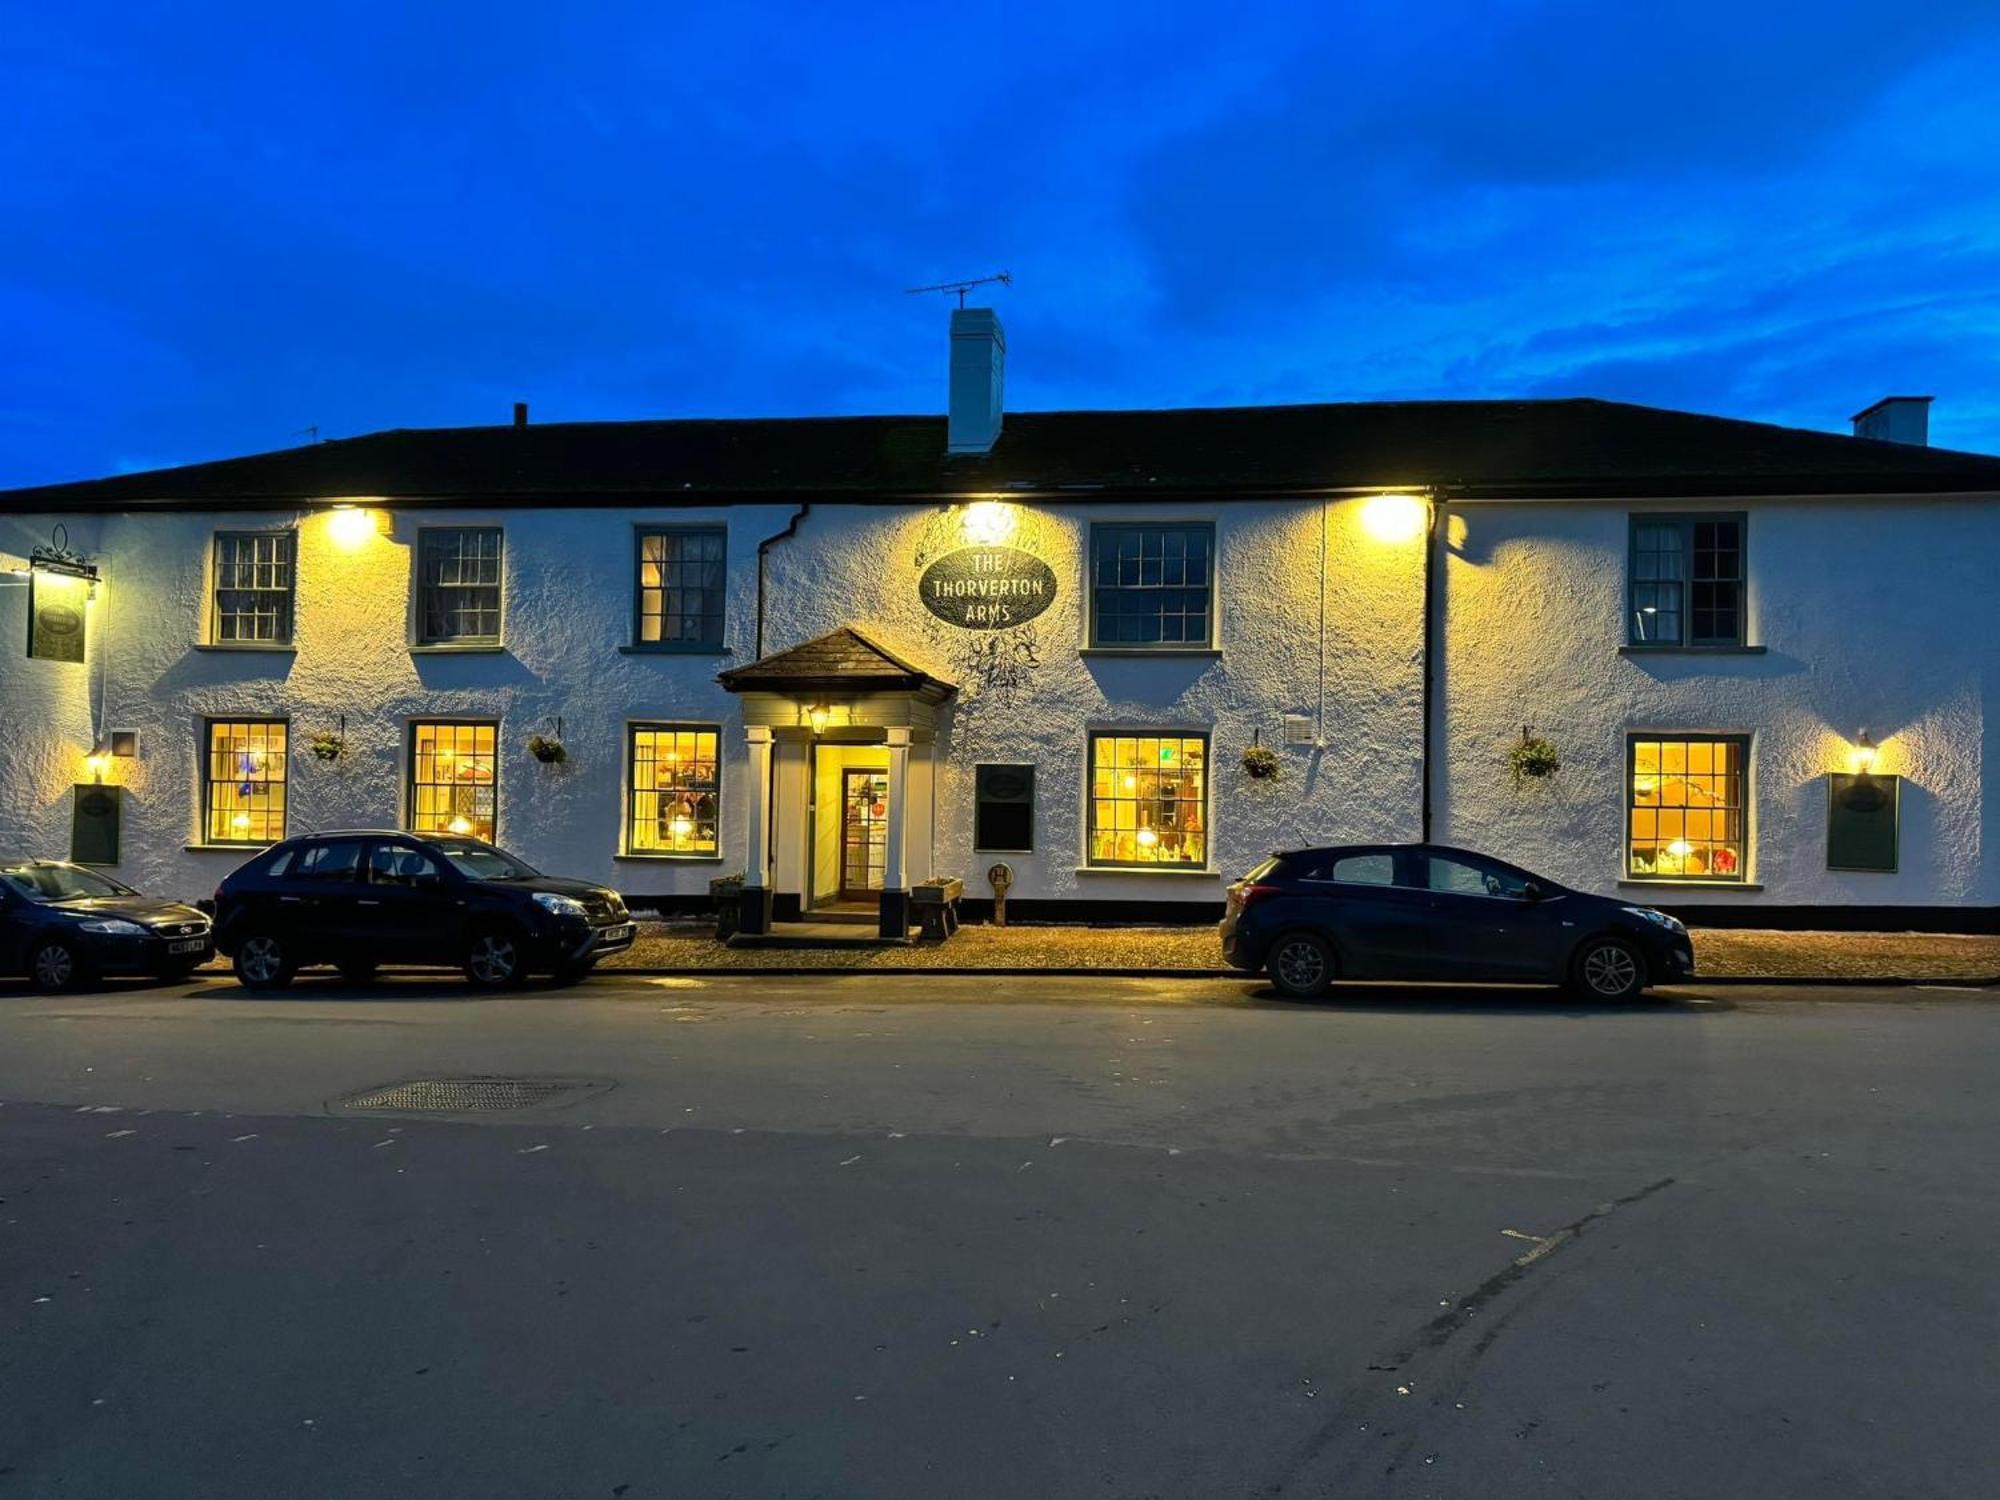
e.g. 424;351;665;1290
1087;732;1208;867
203;719;288;844
627;724;720;855
1628;734;1747;880
409;721;498;841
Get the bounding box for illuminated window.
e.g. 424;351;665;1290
1087;733;1208;867
417;528;503;644
635;529;726;649
627;725;720;855
211;532;295;644
1089;523;1213;647
203;720;288;844
1629;516;1745;646
408;721;498;841
1628;735;1748;881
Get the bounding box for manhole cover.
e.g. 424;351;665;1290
336;1076;611;1115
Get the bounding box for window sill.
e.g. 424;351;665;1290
618;645;732;656
614;852;727;863
1074;865;1221;878
185;842;274;853
410;643;507;654
1617;879;1764;891
1079;647;1222;659
1619;645;1767;656
192;643;296;654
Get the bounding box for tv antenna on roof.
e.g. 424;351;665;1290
905;270;1012;308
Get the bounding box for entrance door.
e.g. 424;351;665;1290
840;770;890;898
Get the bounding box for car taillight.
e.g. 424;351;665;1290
1236;883;1282;909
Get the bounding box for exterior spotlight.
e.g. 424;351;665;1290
808;702;831;734
961;500;1018;547
1361;493;1427;544
326;504;381;549
83;749;111;784
1851;730;1878;776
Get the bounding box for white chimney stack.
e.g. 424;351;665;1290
947;307;1005;455
1851;395;1931;446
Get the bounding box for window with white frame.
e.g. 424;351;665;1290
1087;732;1209;867
416;527;503;644
408;721;498;841
211;532;295;644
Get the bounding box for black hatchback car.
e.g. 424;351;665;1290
1221;843;1694;1000
0;858;214;991
213;831;635;990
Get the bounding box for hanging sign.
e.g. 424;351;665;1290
919;546;1057;630
28;568;90;662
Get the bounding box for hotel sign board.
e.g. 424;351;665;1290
28;568;89;663
919;546;1057;630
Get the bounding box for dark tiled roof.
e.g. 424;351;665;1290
717;627;956;696
7;398;2000;509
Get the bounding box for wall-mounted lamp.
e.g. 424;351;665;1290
1851;730;1879;776
326;503;386;549
1360;493;1428;544
808;702;831;735
960;499;1018;547
83;748;111;785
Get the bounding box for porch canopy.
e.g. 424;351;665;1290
717;627;956;937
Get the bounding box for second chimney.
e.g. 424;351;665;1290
1851;395;1930;445
513;401;529;427
947;308;1005;455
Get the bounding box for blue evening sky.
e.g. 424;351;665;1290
5;1;1999;486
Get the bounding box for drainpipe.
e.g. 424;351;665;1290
754;503;810;660
1419;490;1443;844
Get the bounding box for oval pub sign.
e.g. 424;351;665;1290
919;545;1057;630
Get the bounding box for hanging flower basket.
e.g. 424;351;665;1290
1242;744;1280;780
308;730;345;763
528;734;568;765
1507;728;1561;787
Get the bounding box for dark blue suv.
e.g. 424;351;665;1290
1220;844;1694;1000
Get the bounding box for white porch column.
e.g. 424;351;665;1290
883;727;911;892
744;725;773;888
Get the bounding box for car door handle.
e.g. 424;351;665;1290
357;899;382;907
279;896;303;904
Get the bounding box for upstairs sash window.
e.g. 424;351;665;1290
1090;523;1214;647
417;528;503;644
211;532;295;644
1629;516;1745;647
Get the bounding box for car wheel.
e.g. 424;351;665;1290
336;960;379;985
232;931;296;991
1266;932;1335;998
28;938;88;993
1571;937;1646;1001
463;926;527;989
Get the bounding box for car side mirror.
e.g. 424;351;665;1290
1521;881;1545;902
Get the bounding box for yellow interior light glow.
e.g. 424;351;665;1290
447;816;474;835
231;813;252;831
808;702;831;735
1360;493;1427;544
961;500;1018;547
1666;839;1694;858
1136;828;1160;848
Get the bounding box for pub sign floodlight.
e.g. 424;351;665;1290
27;525;99;663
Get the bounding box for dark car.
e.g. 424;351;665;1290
212;831;635;991
1220;843;1694;1001
0;858;214;991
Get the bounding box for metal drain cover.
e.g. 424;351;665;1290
336;1076;612;1115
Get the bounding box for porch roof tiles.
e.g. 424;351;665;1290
717;627;956;698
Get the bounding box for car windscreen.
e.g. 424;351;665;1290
427;840;540;881
0;861;138;902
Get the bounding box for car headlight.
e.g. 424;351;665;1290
1621;905;1686;933
79;918;148;936
532;892;588;919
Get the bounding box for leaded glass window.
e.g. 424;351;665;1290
408;721;498;841
1628;735;1748;881
627;725;720;855
1087;733;1209;867
203;719;288;844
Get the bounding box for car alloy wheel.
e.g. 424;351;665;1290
1269;935;1333;997
466;931;521;987
30;941;77;991
238;935;286;986
1579;941;1642;999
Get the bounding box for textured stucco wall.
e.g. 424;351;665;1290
1438;496;1997;907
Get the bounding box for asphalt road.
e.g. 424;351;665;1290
0;972;1994;1499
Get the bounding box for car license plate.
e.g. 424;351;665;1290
599;923;635;944
168;938;207;955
